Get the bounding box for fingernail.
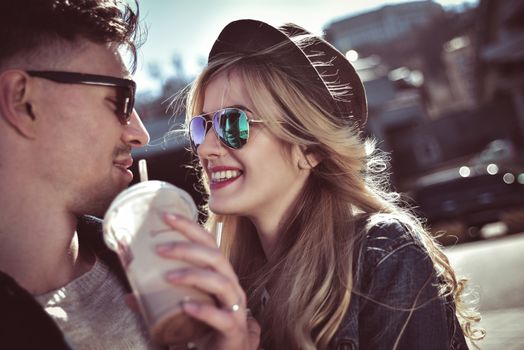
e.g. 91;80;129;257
164;212;178;221
182;300;199;312
166;270;185;281
155;242;176;253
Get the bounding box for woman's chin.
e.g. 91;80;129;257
209;202;240;216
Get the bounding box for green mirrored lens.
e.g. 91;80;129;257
214;108;249;149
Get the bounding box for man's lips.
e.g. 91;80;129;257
114;157;133;169
114;157;134;182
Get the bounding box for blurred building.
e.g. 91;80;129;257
439;35;477;114
475;0;524;147
353;55;431;182
324;0;444;53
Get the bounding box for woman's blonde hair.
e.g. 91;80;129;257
185;36;484;349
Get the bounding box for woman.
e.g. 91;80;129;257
161;19;484;349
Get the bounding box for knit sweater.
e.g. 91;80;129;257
35;258;161;350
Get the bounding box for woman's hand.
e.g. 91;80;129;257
157;213;261;350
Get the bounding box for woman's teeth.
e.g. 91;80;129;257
211;170;241;182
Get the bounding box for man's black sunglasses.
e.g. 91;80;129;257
27;70;136;124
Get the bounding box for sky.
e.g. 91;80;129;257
134;0;478;94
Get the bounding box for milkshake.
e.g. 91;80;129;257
103;180;214;345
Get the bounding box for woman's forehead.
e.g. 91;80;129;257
203;70;253;113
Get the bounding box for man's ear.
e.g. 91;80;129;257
0;70;38;139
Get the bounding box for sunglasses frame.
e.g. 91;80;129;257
189;107;264;152
26;70;136;125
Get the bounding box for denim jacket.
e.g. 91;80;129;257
330;216;469;350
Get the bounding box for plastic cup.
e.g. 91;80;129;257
103;180;214;346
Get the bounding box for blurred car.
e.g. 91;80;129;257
471;139;516;165
412;161;524;238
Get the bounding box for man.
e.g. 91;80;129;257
0;0;157;348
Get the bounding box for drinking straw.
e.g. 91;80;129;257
138;159;148;182
216;222;223;247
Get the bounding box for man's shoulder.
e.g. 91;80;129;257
0;271;71;349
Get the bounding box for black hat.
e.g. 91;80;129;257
208;19;367;129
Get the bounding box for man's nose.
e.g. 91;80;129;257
123;109;150;147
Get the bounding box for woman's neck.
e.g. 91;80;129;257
249;216;279;259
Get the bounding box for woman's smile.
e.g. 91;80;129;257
208;166;243;190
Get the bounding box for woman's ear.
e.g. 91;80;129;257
304;148;321;168
0;70;38;139
295;145;321;170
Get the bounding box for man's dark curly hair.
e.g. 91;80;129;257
0;0;142;72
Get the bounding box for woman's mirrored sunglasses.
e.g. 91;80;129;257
26;70;136;125
189;108;264;152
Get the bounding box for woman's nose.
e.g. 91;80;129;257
197;126;226;160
